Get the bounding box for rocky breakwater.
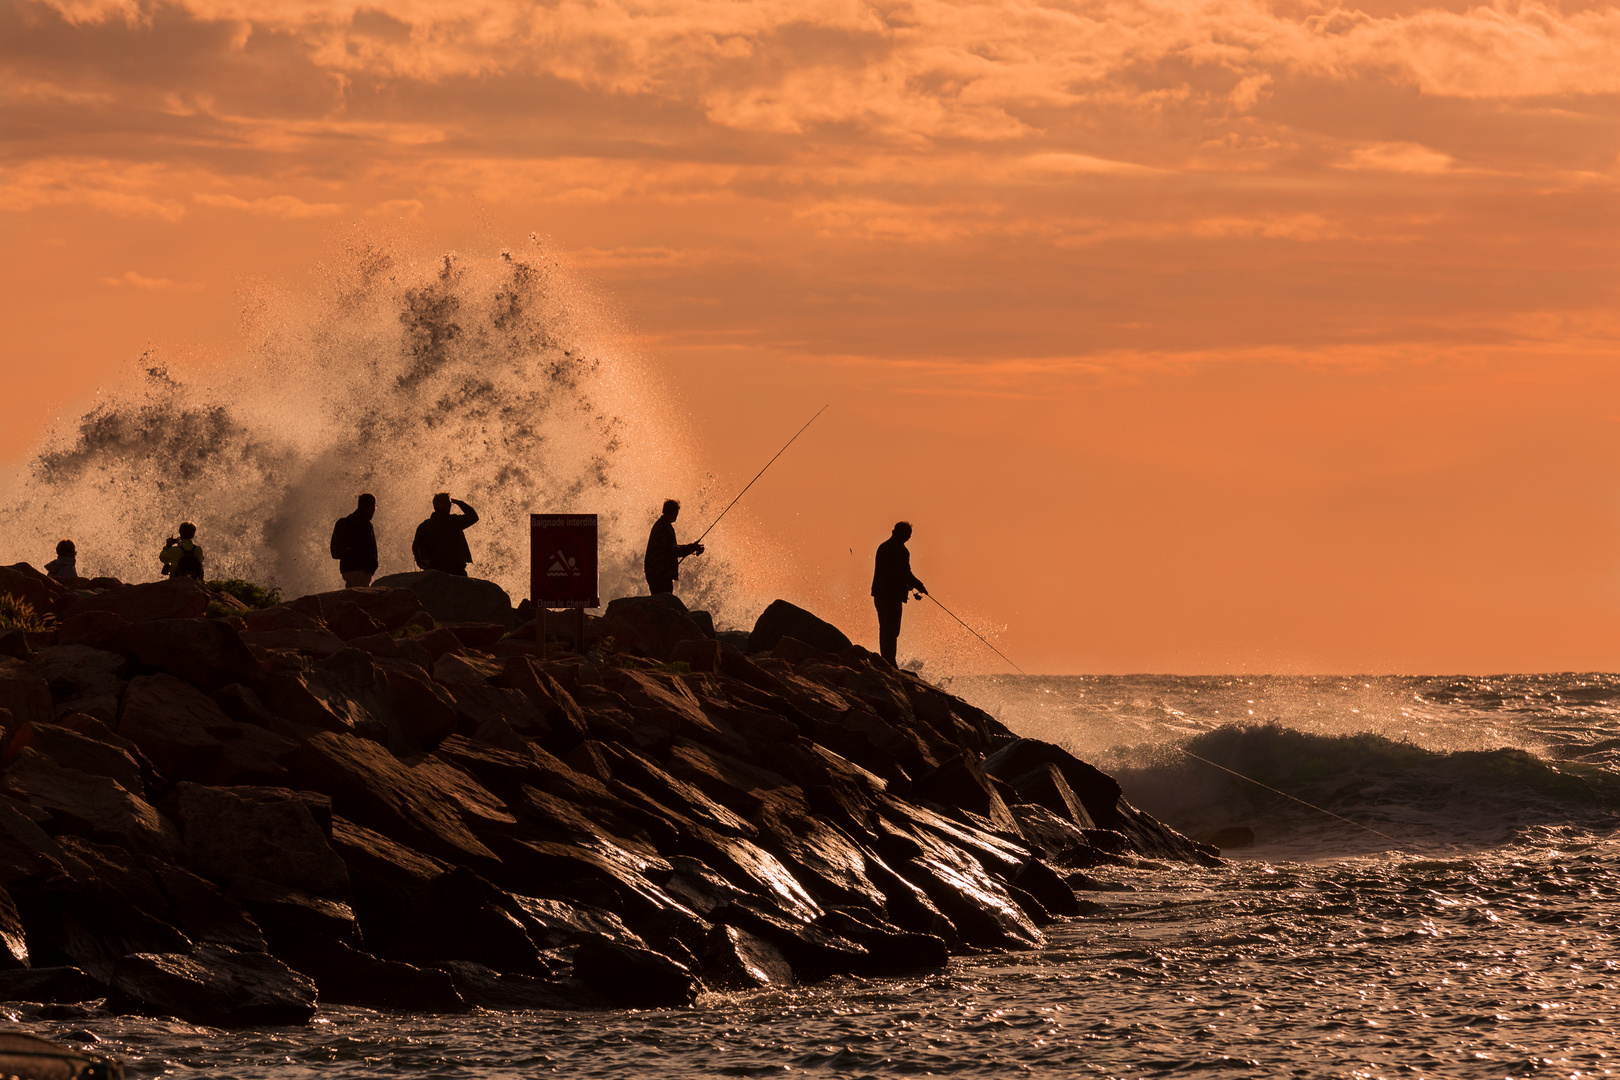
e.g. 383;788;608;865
0;563;1219;1026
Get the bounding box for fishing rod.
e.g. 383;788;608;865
924;594;1404;845
925;595;1030;677
690;404;830;548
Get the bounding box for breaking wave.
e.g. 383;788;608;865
0;237;768;622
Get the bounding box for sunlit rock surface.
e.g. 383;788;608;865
0;566;1214;1024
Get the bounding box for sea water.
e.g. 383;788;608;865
16;673;1619;1078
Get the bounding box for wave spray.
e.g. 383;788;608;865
1;237;756;621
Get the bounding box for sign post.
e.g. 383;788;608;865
530;514;599;655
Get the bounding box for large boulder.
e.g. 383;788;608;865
0;564;74;616
310;587;426;633
571;939;698;1007
0;966;106;1004
288;731;501;871
372;571;513;628
28;644;126;724
279;933;467;1011
748;601;853;656
602;597;708;661
0;659;53;733
63;577;210;623
0;1032;123;1080
103;619;259;693
1;747;181;858
107;945;317;1026
119;674;233;780
175;784;351;899
4;721;144;797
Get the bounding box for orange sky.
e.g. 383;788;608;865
4;0;1620;673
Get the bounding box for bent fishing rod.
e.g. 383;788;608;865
922;592;1403;845
688;404;830;549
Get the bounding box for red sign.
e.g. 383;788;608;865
530;514;599;608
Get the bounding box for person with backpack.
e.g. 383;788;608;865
330;493;379;587
160;523;205;581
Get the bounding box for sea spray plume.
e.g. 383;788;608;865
0;238;751;620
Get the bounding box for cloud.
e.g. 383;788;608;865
0;159;188;220
100;270;204;290
1339;142;1455;174
193;192;345;217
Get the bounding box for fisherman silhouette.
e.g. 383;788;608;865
412;493;479;576
644;499;704;596
160;522;205;581
44;539;78;583
330;493;379;587
872;521;927;666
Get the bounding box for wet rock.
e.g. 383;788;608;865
1009;804;1107;867
0;659;53;733
895;843;1045;951
288;731;500;870
701;923;794;988
2;748;181;859
717;901;868;977
282;932;468;1011
597;743;757;838
1010;859;1081;918
228;876;361;951
4;722;143;798
175;784;350;898
860;852;960;948
600;596;708;662
0;1031;123;1080
328;816;448;955
508;894;647;951
263;652;457;754
676;825;823;926
432;960;599;1010
755;802;887;912
912;753;1022;837
748;601;853;657
0;966;105;1004
11;869;193;981
28;644;125;724
1005;762;1097;830
107;945;317;1027
572;938;698;1007
813;907;950;973
372;571;513;628
0;887;26;969
140;858;266;952
410;758;517;830
405;867;550;976
64;577;210;624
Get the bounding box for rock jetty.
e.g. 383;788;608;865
0;563;1217;1026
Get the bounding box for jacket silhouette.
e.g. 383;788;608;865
413;495;479;576
331;494;379;587
644;500;702;595
872;522;926;665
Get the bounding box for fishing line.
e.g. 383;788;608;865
925;594;1404;845
691;404;830;548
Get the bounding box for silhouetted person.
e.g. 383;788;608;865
160;522;205;581
644;499;703;595
44;539;78;583
331;493;379;587
413;493;479;576
872;521;926;666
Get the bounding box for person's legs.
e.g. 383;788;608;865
342;570;373;588
875;597;903;665
647;575;675;595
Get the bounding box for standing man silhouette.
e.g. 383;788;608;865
872;521;927;666
413;493;479;576
644;499;704;596
330;493;379;587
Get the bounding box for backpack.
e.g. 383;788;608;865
176;548;204;579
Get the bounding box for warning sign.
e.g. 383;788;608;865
530;514;599;608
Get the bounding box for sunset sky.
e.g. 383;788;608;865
4;0;1619;673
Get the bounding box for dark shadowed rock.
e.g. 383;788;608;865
1006;762;1097;830
10;869;193;981
176;784;351;898
0;659;53;732
913;753;1022;836
0;635;24;662
508;894;647;951
141;858;267;952
432;960;600;1011
108;619;260;692
701;923;795;988
572;938;698;1007
328;816;448;956
0;1032;123;1080
64;577;209;624
813;907;950;973
119;674;231;780
281;933;468;1011
309;587;425;633
228;876;361;951
289;731;500;870
28;644;125;724
748;601;853;657
404;867;550;976
756;802;887;911
240;627;349;657
602;596;708;661
494;657;589;749
2;748;181;858
4;721;143;797
0;966;105;1004
108;945;316;1026
1010;858;1081;918
1009;804;1108;868
0;564;73;616
372;572;513;628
